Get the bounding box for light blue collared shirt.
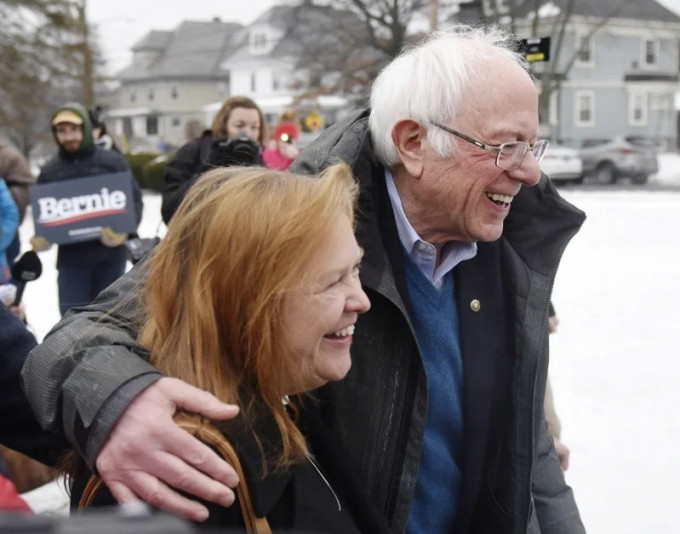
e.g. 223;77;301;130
385;169;477;289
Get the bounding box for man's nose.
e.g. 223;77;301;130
508;151;542;186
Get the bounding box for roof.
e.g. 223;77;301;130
223;4;364;65
132;30;172;52
248;4;298;29
120;20;245;81
514;0;680;23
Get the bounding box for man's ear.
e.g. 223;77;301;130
391;119;426;178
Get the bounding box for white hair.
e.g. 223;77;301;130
369;25;530;167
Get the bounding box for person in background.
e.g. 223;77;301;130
0;141;35;262
0;467;31;513
89;106;121;153
0;302;66;503
161;95;265;224
262;113;301;171
0;179;19;283
23;26;586;533
545;303;571;471
35;103;143;316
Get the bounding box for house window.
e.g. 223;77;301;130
130;92;136;103
122;117;133;139
574;91;595;127
146;115;159;135
576;34;593;66
272;72;286;91
171;86;178;99
643;39;658;67
148;88;155;102
628;92;647;126
171;117;181;128
251;32;268;53
482;0;509;12
495;0;509;12
250;72;257;93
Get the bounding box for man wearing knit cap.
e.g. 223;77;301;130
35;103;143;316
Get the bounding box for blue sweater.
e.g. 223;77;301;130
404;256;464;534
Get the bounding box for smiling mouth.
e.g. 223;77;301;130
485;192;513;208
325;324;355;339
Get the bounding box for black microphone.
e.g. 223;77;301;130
10;250;43;306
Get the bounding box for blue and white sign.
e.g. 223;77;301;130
30;172;137;245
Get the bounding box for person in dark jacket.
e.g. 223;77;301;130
0;303;67;497
36;103;143;316
70;164;387;533
22;26;586;533
89;106;121;153
161;95;265;224
0;141;35;262
545;303;571;471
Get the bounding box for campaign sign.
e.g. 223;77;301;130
30;172;137;245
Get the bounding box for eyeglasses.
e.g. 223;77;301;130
431;121;549;171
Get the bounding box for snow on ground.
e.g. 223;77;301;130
652;152;680;186
15;155;680;531
550;188;680;534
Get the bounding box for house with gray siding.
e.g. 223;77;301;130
458;0;680;149
515;0;680;149
107;20;243;150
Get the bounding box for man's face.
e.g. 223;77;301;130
415;59;542;245
54;122;84;153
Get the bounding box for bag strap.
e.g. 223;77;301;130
78;418;271;534
79;475;104;509
181;418;271;534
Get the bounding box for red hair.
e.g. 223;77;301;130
138;164;358;471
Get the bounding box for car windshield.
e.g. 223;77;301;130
624;136;657;147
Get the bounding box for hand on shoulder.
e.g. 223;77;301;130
95;377;240;521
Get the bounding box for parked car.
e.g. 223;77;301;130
578;136;658;184
540;144;584;185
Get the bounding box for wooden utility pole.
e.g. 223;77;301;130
77;0;95;108
430;0;439;31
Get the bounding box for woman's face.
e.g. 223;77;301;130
225;107;261;142
282;211;370;394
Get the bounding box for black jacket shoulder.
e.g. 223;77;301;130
39;147;129;184
0;304;68;465
161;131;213;224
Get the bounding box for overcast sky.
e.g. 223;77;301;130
88;0;282;74
89;0;680;75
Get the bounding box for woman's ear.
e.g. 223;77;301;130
391;120;426;178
